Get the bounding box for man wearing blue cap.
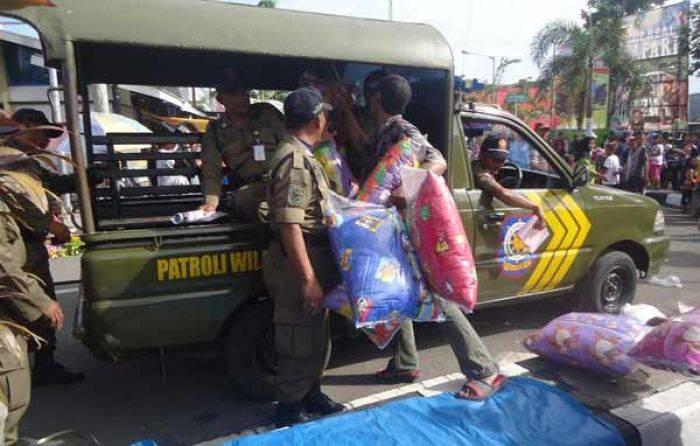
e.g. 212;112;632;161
264;87;344;427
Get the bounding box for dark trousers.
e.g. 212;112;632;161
23;239;58;366
622;176;645;193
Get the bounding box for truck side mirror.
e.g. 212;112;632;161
571;163;589;189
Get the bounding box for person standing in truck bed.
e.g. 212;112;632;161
199;79;286;221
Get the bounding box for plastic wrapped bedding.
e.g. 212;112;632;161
629;307;699;376
523;312;648;376
403;168;478;312
357;137;419;205
326;194;419;328
314;139;359;198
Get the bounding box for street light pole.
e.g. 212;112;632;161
490;55;496;104
461;50;498;104
388;0;393;20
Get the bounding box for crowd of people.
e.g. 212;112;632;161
540;125;700;213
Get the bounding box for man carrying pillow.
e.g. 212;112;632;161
367;75;508;400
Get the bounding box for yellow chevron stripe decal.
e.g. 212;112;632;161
522;192;562;292
536;192;573;290
519;190;591;294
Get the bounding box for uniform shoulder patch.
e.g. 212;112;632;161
287;184;305;207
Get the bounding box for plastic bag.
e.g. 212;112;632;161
171;210;225;224
326;193;419;327
628;307;699;376
620;303;667;325
398;222;446;322
357;137;419;204
314;139;359;198
324;284;405;349
403;167;478;313
523;313;649;376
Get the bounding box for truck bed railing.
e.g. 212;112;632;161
87;132;215;230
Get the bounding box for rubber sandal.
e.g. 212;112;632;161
456;374;508;401
374;365;422;383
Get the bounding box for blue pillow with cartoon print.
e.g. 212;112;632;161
327;203;419;328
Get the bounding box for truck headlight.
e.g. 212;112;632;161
653;210;665;234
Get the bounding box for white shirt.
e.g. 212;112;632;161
603;154;621;185
649;144;664;165
156;145;190;187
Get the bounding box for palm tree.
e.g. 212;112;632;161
532;13;653;131
531;20;594;130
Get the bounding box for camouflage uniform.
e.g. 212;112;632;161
0;146;73;377
0;167;54;445
263;135;339;404
200;103;286;221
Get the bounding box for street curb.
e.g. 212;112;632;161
644;190;682;209
611;381;700;446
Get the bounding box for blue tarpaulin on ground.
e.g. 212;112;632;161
227;378;624;446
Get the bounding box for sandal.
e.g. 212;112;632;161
456;374;508;401
374;363;422;383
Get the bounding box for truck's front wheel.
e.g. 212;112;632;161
224;300;277;402
579;251;637;314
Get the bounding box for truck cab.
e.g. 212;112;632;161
8;0;668;401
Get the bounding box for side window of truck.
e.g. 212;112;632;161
463;117;567;190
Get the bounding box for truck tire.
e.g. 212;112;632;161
578;251;637;314
224;299;278;402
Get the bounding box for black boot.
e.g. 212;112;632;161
274;402;312;428
303;388;344;416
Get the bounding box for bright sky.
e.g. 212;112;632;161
3;0;697;91
231;0;589;84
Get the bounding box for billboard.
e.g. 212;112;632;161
610;2;689;131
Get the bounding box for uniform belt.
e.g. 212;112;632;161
273;230;330;254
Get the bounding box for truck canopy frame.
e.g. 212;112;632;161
9;0;454;75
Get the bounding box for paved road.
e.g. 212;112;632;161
22;208;699;445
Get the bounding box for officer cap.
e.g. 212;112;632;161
11;108;63;138
284;87;332;127
481;135;509;161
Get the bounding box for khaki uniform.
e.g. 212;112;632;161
0;147;72;369
200;103;285;220
263;136;339;404
0;171;54;445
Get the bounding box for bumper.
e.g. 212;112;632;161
641;234;670;276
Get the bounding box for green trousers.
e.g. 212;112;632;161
393;297;498;380
263;242;338;404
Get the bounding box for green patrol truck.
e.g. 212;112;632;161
9;0;669;400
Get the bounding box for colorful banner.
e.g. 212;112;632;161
611;2;689;131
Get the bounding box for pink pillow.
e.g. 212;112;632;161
628;308;699;376
406;172;477;312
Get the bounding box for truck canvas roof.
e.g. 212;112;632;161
7;0;453;72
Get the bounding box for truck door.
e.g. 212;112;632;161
454;113;593;303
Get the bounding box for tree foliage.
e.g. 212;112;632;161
531;1;660;129
688;3;700;75
257;0;277;8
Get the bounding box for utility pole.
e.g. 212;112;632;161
584;7;594;137
462;50;497;104
550;45;556;128
491;56;496;104
388;0;393;20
